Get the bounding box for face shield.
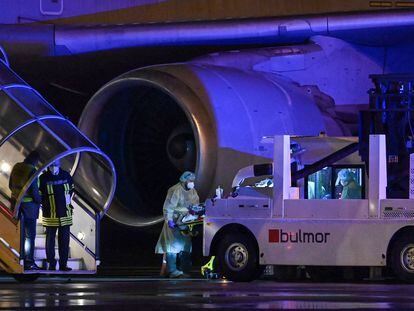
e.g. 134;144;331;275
48;160;61;175
337;169;352;187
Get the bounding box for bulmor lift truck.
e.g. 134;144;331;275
203;74;414;282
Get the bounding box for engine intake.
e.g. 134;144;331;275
79;63;341;227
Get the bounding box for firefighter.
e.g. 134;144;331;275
39;159;74;271
155;171;199;278
9;151;41;270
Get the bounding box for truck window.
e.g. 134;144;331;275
306;166;365;199
307;167;332;199
334;168;363;199
236;175;273;197
239;176;273;188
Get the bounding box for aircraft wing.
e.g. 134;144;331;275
1;10;414;56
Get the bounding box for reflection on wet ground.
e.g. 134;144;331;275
1;276;414;310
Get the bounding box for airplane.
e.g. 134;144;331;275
1;0;414;267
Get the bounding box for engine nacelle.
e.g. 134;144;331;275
79;63;345;227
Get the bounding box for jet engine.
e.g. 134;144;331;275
79;63;346;227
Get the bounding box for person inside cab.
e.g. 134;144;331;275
155;171;199;278
336;169;361;199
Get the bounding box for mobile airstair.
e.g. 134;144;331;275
0;47;116;280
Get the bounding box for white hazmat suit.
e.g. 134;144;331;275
155;182;199;254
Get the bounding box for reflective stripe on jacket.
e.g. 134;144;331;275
39;170;74;227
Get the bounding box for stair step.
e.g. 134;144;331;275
35;235;58;248
35;234;71;248
34;247;71;259
35;235;46;248
24;269;95;275
36;225;45;235
34;258;83;270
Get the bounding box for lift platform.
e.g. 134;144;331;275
0;49;116;279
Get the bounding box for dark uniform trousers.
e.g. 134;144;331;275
45;226;70;268
21;202;40;267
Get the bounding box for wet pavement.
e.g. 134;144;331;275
0;276;414;310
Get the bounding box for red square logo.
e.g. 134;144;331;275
269;229;279;243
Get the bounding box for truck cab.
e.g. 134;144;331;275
204;135;414;282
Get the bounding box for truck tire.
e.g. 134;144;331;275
216;232;259;282
391;235;414;282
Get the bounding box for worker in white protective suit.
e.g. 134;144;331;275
155;171;199;278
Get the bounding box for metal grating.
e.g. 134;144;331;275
383;210;414;218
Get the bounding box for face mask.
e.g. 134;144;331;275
187;182;195;190
49;166;59;175
340;179;349;186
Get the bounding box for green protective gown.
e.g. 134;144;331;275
155;182;199;254
341;180;361;199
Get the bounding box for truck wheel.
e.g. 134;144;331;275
217;232;259;282
391;235;414;282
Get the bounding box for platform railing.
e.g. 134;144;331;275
69;192;101;270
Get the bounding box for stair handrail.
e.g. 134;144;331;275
0;46;9;67
0;202;17;224
0;202;23;270
18;213;24;265
70;192;101;261
14;147;116;220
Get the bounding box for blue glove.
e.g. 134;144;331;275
168;220;175;229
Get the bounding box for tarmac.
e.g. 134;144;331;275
1;274;414;310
